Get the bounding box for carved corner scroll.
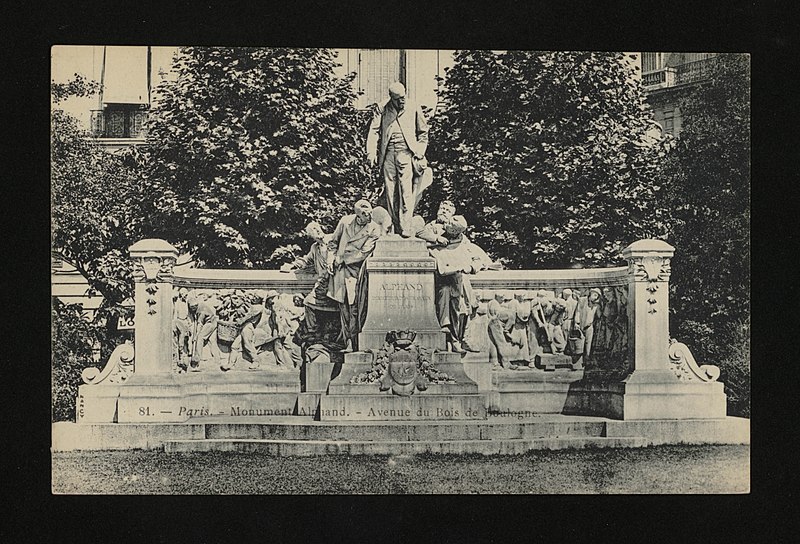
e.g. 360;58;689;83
668;339;720;382
82;341;135;385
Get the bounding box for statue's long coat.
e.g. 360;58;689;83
326;214;381;305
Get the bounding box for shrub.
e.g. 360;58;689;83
675;317;750;418
51;299;119;422
714;319;750;418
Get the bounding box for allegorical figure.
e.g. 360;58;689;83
327;200;381;352
427;215;490;353
280;221;337;338
416;200;455;245
366;81;430;237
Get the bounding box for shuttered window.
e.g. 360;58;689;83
356;49;402;109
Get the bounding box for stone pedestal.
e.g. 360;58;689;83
303;361;336;392
129;239;179;376
563;240;728;420
322;351;486;421
358;236;445;351
621;239;678;384
115;372;301;423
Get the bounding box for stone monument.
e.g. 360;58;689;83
319;235;487;421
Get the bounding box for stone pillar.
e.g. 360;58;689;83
129;238;178;375
622;239;677;383
358;236;445;351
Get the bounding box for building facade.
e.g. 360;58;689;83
640;52;718;136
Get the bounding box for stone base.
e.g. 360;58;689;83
318;392;487;421
321;349;486;421
489;368;585;414
302;361;337;392
563;373;728;420
77;384;123;423
295;392;322;418
81;371;301;423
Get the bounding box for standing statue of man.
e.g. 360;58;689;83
327;200;382;352
366;82;430;237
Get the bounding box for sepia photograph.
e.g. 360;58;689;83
51;46;750;494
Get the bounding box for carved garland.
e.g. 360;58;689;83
629;256;671;314
132;254;176;315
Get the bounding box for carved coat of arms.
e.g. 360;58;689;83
378;330;429;396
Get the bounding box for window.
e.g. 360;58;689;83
641;52;664;73
662;109;675;135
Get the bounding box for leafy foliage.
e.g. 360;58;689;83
661;54;750;416
427;51;671;268
52;299;117;421
143;47;377;268
51;75;147;323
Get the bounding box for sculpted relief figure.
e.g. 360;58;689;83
173;287;191;368
560;288;579;338
462;289;489;352
327;199;381;352
548;297;568;353
366;82;430;237
185;291;219;371
574;288;602;359
487;292;522;368
225;290;299;371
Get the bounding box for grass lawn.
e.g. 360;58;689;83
52;444;749;494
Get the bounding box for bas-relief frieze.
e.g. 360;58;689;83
171;287;307;373
471;285;629;373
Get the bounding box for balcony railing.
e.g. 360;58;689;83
642;57;717;90
90;109;149;139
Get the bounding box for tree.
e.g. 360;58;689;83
143;47;377;268
51;75;147;324
661;54;750;414
427;51;671;269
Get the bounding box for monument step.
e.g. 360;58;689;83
201;418;608;441
163;436;649;455
53;416;751;452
